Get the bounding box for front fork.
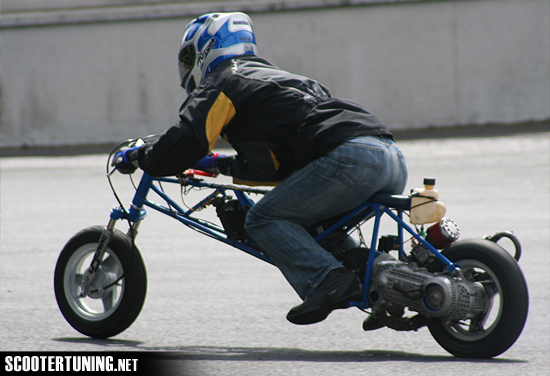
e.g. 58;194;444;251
81;174;152;289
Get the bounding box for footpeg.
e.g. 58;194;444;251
377;314;427;332
362;314;385;331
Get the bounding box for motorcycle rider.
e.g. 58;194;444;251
114;12;408;325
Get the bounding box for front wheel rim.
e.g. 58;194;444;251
63;243;125;321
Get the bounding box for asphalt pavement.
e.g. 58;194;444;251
1;128;549;375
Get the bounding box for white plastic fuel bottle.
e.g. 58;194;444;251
410;178;446;225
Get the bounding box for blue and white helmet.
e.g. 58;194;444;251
178;12;257;94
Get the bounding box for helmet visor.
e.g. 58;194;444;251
178;44;196;84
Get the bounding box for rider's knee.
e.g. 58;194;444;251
244;206;258;232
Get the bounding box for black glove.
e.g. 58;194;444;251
111;145;141;174
216;155;235;176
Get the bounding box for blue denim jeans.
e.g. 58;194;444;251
245;136;408;299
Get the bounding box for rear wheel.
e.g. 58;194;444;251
54;226;147;338
427;239;528;358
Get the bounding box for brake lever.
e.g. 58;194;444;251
107;165;119;177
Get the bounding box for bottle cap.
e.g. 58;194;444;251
423;178;436;186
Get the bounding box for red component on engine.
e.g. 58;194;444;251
426;217;460;249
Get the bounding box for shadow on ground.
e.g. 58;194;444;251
53;337;525;364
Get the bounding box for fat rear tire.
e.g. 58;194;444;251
427;239;528;358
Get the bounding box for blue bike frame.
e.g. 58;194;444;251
108;172;457;310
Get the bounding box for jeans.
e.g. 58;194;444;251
245;135;408;299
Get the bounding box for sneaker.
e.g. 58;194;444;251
287;268;363;325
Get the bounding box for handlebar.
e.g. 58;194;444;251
183;169;218;178
108;137;220;179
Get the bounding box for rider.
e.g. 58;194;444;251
114;12;408;325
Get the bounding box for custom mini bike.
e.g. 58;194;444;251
54;139;528;358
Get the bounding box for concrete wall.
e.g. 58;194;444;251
1;0;549;148
1;0;190;11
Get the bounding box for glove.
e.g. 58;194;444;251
112;145;141;174
193;153;226;174
216;155;234;176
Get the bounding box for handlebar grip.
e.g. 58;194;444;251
185;169;218;178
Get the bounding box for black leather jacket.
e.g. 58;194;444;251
138;56;392;184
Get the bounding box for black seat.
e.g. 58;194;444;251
368;193;411;209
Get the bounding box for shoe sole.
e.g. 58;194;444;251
287;289;363;325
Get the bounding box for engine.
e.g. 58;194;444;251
368;253;486;321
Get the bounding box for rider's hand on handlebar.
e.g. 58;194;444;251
193;153;227;174
111;139;144;174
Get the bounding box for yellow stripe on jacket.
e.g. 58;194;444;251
206;92;236;151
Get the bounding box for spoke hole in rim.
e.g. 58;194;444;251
442;259;502;341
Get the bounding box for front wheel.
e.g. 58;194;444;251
54;226;147;338
427;239;528;358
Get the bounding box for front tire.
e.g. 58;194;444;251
427;239;528;358
54;226;147;338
